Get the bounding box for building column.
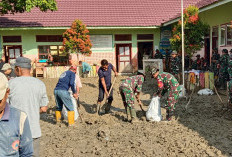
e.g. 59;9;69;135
210;26;213;66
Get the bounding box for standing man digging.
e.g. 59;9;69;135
54;66;78;126
97;59;118;114
8;57;49;157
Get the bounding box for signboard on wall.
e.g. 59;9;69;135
90;35;113;50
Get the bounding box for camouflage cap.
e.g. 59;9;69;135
171;50;177;55
151;68;158;75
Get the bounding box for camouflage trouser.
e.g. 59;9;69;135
219;71;229;88
229;80;232;103
164;88;181;112
119;85;135;109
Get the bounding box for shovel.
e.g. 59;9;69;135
98;77;117;115
76;98;83;122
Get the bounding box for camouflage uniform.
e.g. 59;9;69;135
201;58;210;71
154;52;163;59
191;58;201;70
228;60;232;103
184;55;190;71
170;56;181;74
165;53;170;72
211;53;220;76
156;72;181;116
218;54;229;89
119;75;144;120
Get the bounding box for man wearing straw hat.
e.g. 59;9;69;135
151;68;181;121
1;63;16;80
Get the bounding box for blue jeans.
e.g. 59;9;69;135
54;90;74;111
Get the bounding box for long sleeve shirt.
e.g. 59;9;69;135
55;70;76;93
0;103;33;156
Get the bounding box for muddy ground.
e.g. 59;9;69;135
40;76;232;157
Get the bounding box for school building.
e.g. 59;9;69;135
0;0;231;73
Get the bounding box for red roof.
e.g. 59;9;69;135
0;0;219;28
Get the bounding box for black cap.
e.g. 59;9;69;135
222;49;228;54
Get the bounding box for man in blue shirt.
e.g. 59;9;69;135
54;66;78;126
97;59;117;114
0;72;33;156
79;61;91;78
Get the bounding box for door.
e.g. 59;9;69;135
4;46;22;63
116;44;132;73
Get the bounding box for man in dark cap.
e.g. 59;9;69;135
8;57;48;157
218;49;230;90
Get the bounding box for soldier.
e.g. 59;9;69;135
230;49;232;59
218;49;230;90
201;57;209;71
191;54;201;70
119;74;145;123
153;49;163;59
184;53;191;71
211;48;220;83
228;59;232;106
151;68;181;121
169;50;181;81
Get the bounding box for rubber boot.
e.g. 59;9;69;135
55;111;62;123
130;108;139;123
166;110;174;121
67;111;75;126
126;106;130;121
105;102;112;114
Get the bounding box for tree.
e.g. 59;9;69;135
62;19;92;61
170;5;209;56
0;0;57;15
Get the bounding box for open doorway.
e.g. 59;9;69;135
204;38;210;63
137;42;153;69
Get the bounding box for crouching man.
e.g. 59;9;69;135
119;73;145;123
151;68;181;121
0;72;33;156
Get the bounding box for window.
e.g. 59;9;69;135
3;36;21;43
36;35;63;42
115;34;132;41
220;25;226;46
137;34;153;40
38;45;68;64
227;24;232;45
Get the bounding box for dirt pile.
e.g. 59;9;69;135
40;76;232;157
